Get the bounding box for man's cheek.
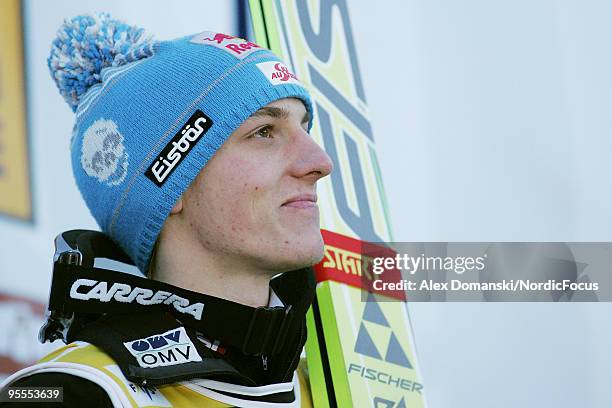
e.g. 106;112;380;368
226;156;260;174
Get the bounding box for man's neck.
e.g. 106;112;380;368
150;227;273;308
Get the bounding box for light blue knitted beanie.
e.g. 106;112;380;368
48;13;313;273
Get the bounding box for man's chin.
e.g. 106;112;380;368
292;238;325;267
272;240;325;271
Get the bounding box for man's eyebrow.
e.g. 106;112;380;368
250;106;290;120
249;106;311;123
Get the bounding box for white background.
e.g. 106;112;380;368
0;0;610;406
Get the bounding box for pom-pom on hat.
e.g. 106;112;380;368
48;13;313;273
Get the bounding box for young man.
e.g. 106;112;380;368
0;13;332;407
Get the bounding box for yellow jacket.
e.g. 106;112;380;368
2;341;313;407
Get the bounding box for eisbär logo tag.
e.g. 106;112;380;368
256;61;300;86
145;110;212;187
124;327;202;368
190;31;262;59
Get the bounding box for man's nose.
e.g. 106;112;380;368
290;128;334;181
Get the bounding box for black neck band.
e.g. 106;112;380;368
47;262;315;356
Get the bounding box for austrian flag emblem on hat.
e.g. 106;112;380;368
256;61;300;86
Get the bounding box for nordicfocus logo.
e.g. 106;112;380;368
145;110;212;187
124;327;202;368
256;61;300;86
70;279;204;320
190;31;262;59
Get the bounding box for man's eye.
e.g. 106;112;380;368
251;125;273;139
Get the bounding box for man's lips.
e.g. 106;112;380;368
282;193;317;208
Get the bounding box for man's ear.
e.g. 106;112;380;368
170;197;183;215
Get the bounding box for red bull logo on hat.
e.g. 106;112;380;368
203;33;236;44
190;31;262;59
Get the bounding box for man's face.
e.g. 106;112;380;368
180;97;333;273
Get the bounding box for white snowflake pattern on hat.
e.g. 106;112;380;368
80;119;129;186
